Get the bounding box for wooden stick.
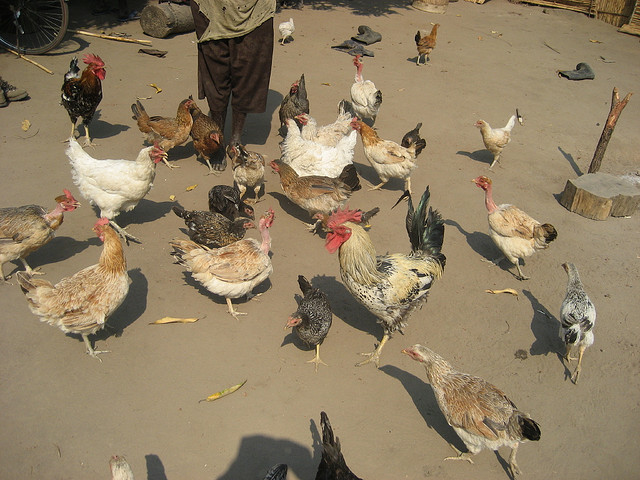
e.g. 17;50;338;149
588;87;632;174
0;46;54;74
68;29;153;45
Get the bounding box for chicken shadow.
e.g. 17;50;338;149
217;434;313;480
145;453;168;480
90;110;130;140
379;365;467;452
267;191;314;225
20;235;93;272
99;199;175;232
178;270;272;309
456;149;493;167
444;218;504;263
350;161;407;193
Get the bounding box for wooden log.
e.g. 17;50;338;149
559;172;640;220
140;3;195;39
412;0;450;14
588;87;632;173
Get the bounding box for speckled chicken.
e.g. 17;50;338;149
324;186;445;367
170;209;275;320
228;144;265;203
402;344;541;477
316;411;362;480
172;205;254;248
286;275;332;371
16;218;129;360
560;262;596;384
208;184;255;220
0;190;80;281
279;73;309;131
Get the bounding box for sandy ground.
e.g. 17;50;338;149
1;0;639;478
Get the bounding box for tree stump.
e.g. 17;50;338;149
140;3;195;39
412;0;450;14
559;173;640;220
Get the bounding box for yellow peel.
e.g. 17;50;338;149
485;288;519;299
150;316;199;325
201;380;247;402
186;184;198;192
169;194;176;201
149;83;162;94
21;119;31;131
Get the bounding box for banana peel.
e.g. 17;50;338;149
485;288;519;299
200;380;247;403
150;316;199;325
149;83;162;94
186;184;198;192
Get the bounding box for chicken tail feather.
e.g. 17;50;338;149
263;463;288;480
338;164;361;192
16;271;36;293
406;187;446;268
519;416;541;442
297;275;313;297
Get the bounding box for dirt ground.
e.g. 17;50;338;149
1;0;639;478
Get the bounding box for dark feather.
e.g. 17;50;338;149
316;412;362;480
519;416;541;442
264;463;288;480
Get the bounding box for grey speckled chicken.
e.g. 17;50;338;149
315;411;362;480
286;275;332;371
279;73;309;132
560;262;596;384
172;205;254;249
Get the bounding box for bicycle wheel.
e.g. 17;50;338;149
0;0;68;55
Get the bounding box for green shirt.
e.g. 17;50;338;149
194;0;276;41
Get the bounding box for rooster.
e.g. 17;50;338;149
350;55;382;124
472;175;557;280
66;137;166;244
131;98;194;169
354;120;426;193
61;54;106;146
415;24;439;66
170;209;275;320
279;74;309;132
316;412;363;480
16;218;129;361
0;190;80;281
188;99;225;174
475;114;516;170
228;144;266;203
402;344;541;477
324;186;445;367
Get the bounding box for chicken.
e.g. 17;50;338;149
228;144;266;203
172;205;255;248
0;190;80;281
281;117;358;178
189;98;225;174
285;275;332;371
401;122;423;149
472;175;557;280
110;455;134;480
560;262;596;384
415;24;439;66
297;112;356;147
270;159;361;230
61;54;106;146
279;17;295;44
324;186;445;367
316;411;362;480
66;136;166;244
402;344;541;477
265;464;288;480
170;209;275;320
131;98;194;169
208;185;255;220
350;55;382;124
354;120;426;193
16;218;129;360
279;74;309;132
475;114;516;170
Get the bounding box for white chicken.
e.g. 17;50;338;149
297;112;355;147
475;114;516;170
281;117;357;178
350;54;382;123
66;137;165;243
278;18;295;45
170;209;275;320
560;262;596;384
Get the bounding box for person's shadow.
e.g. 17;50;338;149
236;89;283;146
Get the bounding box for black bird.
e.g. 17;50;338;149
316;412;362;480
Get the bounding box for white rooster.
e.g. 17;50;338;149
278;18;295;45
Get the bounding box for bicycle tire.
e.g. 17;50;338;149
0;0;68;55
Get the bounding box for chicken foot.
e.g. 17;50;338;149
489;154;501;171
367;180;388;192
82;334;110;362
568;345;586;384
109;220;140;245
82;124;98;148
444;443;475;464
508;444;522;476
307;344;328;372
481;255;529;281
355;333;389;368
225;297;247;321
160;152;180;169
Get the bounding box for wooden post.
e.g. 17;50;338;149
588;87;632;173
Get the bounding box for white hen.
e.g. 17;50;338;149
297;112;355;147
350;54;382;123
278;18;294;45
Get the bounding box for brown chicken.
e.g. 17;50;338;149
61;54;106;146
189;99;225;174
228;144;266;203
354;120;426;193
279;73;309;132
270;159;361;231
472;175;557;280
131;98;194;169
16;218;129;360
172;205;255;248
170;209;275;320
415;24;439;66
0;190;80;281
402;344;541;477
324;187;445;367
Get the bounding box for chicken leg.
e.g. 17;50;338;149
307;344;328;372
444;443;475;464
508;443;522;476
109;220;140;245
226;297;247;320
82;334;110;362
355;333;389;368
489;153;501;171
82;123;98;147
571;345;587;384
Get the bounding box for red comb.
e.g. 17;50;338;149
327;207;362;229
82;54;104;66
63;188;76;201
95;217;110;226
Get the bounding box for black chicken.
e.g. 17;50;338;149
207;185;255;220
264;463;288;480
316;412;362;480
172;205;254;248
279;73;309;133
286;275;332;371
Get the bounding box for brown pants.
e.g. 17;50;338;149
191;1;274;114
